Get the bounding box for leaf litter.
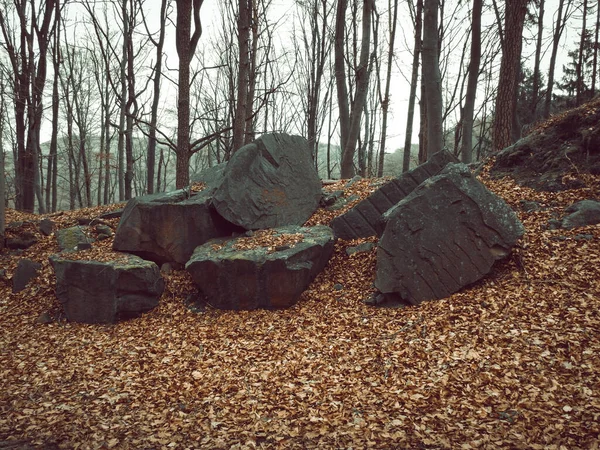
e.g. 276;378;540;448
0;170;599;449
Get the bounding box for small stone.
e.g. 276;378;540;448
36;311;53;324
333;283;344;291
38;218;54;236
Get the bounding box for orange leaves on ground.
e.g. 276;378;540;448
1;173;600;448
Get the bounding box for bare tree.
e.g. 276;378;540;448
460;0;482;163
492;0;529;152
0;0;57;212
377;0;399;176
0;73;6;248
543;0;574;118
336;0;374;178
421;0;443;159
142;0;169;194
175;0;204;188
402;0;423;172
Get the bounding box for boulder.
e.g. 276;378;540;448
38;219;54;236
50;253;164;324
113;189;240;265
212;133;322;230
191;162;227;194
56;226;90;252
375;163;524;305
12;258;42;293
5;231;37;250
331;150;459;240
185;225;335;310
561;200;600;229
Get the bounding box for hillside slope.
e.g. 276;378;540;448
0;167;599;448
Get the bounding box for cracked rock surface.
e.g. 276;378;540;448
212;133;322;230
375;163;524;304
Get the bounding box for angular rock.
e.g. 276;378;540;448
375;163;524;305
50;253;164;324
38;219;54;236
56;226;90;252
331;150;459;240
561;200;600;229
12;258;42;293
185;225;335;310
113;189;240;265
191;162;227;194
212;133;322;230
5;231;37;250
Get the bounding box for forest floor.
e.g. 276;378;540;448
0;165;599;449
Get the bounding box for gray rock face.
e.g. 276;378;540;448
561;200;600;229
212;133;322;230
50;254;164;323
12;258;42;293
56;226;90;252
331;150;459;240
375;163;524;305
185;225;335;310
113;189;240;265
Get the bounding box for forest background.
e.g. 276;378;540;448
0;0;598;221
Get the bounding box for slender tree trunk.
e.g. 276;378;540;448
147;0;168;195
402;0;423;172
48;6;60;212
117;0;127;200
576;0;588;106
461;0;482;164
340;0;373;178
492;0;528;152
543;0;569;118
531;0;544;118
592;0;599;96
175;0;204;188
334;0;350;153
232;0;251;153
378;0;399;176
421;0;443;160
418;74;428;163
0;80;5;249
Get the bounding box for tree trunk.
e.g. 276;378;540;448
543;0;569;118
147;0;168;195
530;0;544;119
492;0;528;153
576;0;588;107
402;0;423;172
460;0;482;164
232;0;251;154
592;0;599;96
175;0;204;188
334;0;350;154
339;0;373;179
421;0;443;160
377;0;399;176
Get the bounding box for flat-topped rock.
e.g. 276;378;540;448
113;189;240;265
331;150;459;240
375;163;524;305
50;253;164;324
185;225;335;310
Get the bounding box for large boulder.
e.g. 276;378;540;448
185;225;335;310
331;150;459;240
212;133;322;230
50;253;164;324
113;189;240;265
375;163;524;305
